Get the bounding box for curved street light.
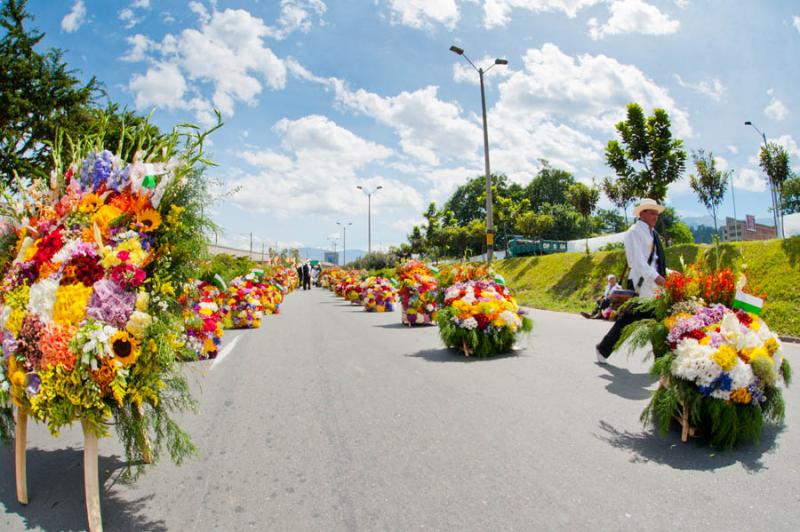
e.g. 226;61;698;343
450;45;508;265
336;221;352;265
357;185;383;255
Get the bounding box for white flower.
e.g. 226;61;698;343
51;238;81;263
27;278;59;321
728;361;755;390
499;310;520;328
459;317;478;330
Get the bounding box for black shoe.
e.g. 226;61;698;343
581;312;592;319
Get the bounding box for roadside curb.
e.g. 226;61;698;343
779;335;800;344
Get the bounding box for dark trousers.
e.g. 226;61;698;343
596;307;654;358
303;276;311;290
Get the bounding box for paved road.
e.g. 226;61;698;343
2;288;800;531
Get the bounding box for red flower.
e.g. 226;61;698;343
116;250;131;262
475;314;490;330
65;254;104;285
735;309;753;326
32;227;64;265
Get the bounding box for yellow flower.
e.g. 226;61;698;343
699;336;711;346
126;311;152;339
52;283;93;326
749;317;761;332
111;330;139;367
135;208;162;232
166;204;185;226
92;204;124;233
79;193;104;213
748;346;772;364
23;241;39;261
730;387;752;404
160;282;175;297
764;337;779;355
135;291;150;311
712;344;738;371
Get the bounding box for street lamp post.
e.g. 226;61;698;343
337;221;352;265
357;185;382;255
744;121;781;238
450;45;507;266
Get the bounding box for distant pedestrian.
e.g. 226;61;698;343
302;262;311;290
582;274;622;319
595;198;666;363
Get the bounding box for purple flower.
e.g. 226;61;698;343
85;279;136;328
25;372;41;396
80;150;115;191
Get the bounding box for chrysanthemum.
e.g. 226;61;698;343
79;193;104;213
110;329;139;366
135;208;162;232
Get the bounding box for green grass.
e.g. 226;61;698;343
495;236;800;337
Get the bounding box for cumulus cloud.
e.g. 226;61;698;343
267;0;327;40
495;43;692;137
764;96;789;121
734;168;766;192
588;0;680;40
61;0;87;33
118;0;150;28
674;74;724;101
125;6;288;124
483;0;603;28
385;0;460;30
793;15;800;33
227;115;423;218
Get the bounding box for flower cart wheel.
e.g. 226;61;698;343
15;409;28;505
81;420;103;532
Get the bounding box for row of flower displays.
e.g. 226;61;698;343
320;261;532;358
619;264;791;448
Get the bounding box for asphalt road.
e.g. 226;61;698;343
2;287;800;531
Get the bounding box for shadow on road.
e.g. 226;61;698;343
373;322;408;329
408;348;519;363
597;365;655;401
0;446;167;531
595;420;780;472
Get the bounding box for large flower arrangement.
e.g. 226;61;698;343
361;276;397;312
397;260;438;325
0;119;216;474
221;275;264;329
624;266;791;448
180;281;224;360
437;280;533;357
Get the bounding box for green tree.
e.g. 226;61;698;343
689;149;730;234
0;0;99;188
781;176;800;215
601;175;635;222
759;142;793;235
443;173;521;226
407;225;425;256
566;181;599;238
604;103;686;203
658;207;693;246
525;160;575;211
538;203;583;240
593;208;627;234
513;211;555;238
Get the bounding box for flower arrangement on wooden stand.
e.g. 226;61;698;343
397;260;438;326
0;116;218;530
361;276;397;312
436;280;532;357
621;265;791;448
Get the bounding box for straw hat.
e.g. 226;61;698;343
632;198;665;218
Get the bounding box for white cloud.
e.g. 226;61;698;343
118;0;150;29
764;96;789;121
727;145;738;154
129;62;189;110
734;168;767;192
61;0;87;33
126;7;288;123
452;56;513;86
386;0;460;30
121;34;154;62
793;15;800;33
227;115;423;218
495;43;692;137
133;0;150;7
773;134;800;159
588;0;680;40
674;74;724;101
267;0;327;40
392;217;426;233
483;0;603;28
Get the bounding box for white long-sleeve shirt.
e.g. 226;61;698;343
623;219;660;298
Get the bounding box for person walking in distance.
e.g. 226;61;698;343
595;198;667;363
302;262;311;291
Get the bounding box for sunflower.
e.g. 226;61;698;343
135;208;162;232
79;193;104;213
110;329;140;367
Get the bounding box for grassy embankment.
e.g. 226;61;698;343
495;236;800;337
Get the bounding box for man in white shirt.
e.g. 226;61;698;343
582;274;622;319
596;198;667;362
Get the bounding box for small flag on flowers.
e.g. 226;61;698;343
494;274;506;286
733;289;763;315
212;273;227;292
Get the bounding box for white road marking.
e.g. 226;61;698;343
211;335;241;370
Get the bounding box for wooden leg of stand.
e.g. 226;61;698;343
82;420;103;532
137;407;153;465
680;401;690;443
462;340;472;357
15;410;28;505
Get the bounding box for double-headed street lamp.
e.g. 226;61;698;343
744;120;781;238
357;185;382;255
336;221;352;265
450;45;507;266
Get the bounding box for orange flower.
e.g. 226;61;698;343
90;359;116;394
111;191;151;213
39;322;77;371
79;193;104;213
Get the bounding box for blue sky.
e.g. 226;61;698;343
25;0;800;252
